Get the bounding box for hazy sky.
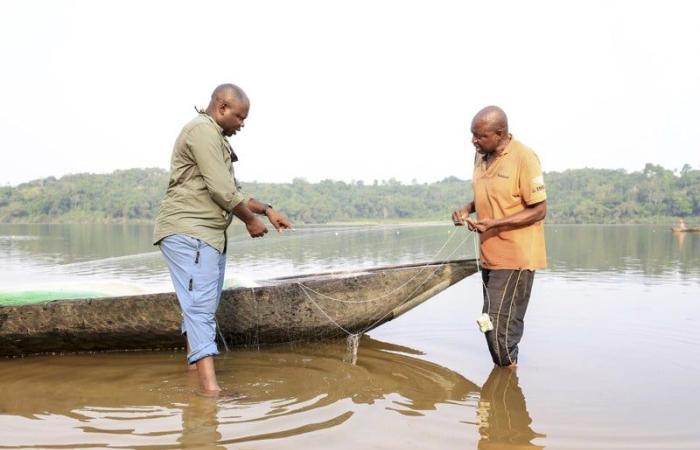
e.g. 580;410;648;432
1;0;698;186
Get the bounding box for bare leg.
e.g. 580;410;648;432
195;356;221;394
186;340;197;371
494;361;518;369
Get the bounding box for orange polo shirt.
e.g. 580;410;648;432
472;137;547;270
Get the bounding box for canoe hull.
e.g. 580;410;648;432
671;227;700;233
0;259;478;357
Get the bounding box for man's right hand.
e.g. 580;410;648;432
452;208;468;226
232;201;268;237
245;216;268;238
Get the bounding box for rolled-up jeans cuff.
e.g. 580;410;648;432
187;342;219;365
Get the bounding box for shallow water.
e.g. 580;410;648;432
0;223;699;449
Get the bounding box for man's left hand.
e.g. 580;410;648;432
266;209;292;232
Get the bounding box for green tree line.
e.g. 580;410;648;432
0;163;698;224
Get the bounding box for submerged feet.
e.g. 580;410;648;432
185;343;220;394
198;387;222;398
196;356;221;394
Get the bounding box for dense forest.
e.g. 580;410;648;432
0;163;698;224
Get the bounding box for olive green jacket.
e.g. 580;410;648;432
153;114;249;252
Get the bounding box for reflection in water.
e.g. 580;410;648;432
477;368;545;449
179;396;224;450
544;225;700;281
0;223;478;299
674;231;686;251
1;224;699;303
0;337;480;448
2;224;699;448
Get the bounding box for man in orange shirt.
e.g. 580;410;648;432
452;106;547;368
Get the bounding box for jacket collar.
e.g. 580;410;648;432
201;113;239;162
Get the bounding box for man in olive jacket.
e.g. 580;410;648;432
154;83;291;394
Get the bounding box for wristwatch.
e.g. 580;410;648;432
262;203;273;214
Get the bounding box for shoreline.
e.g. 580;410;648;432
0;219;694;227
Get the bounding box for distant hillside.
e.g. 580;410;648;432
0;164;698;224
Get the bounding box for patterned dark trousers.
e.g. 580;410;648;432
481;269;535;366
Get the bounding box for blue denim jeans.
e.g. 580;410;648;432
159;234;226;364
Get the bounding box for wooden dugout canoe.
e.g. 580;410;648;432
0;259;478;357
671;227;700;233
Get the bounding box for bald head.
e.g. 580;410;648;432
472;106;508;134
470;106;511;155
206;83;250;137
208;83;249;110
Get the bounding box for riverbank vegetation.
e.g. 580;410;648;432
1;164;698;224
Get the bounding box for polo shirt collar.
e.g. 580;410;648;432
500;134;514;156
477;134;514;166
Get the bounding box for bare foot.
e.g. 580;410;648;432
494;362;518;369
198;387;222;398
184;340;197;371
196;356;221;393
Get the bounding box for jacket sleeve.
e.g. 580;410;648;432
233;175;251;205
186;123;247;212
